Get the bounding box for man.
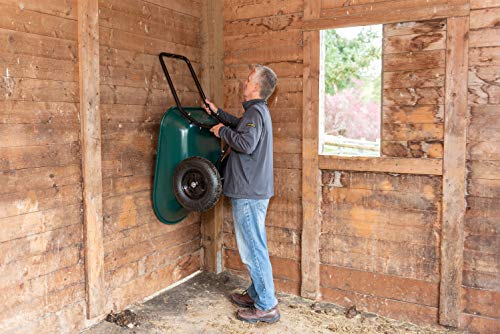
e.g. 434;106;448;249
204;65;279;324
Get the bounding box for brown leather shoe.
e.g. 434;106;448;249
230;290;254;308
236;306;280;324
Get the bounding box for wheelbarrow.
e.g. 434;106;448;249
153;52;229;224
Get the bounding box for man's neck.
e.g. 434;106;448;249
244;94;262;101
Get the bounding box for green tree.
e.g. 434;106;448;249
324;28;381;97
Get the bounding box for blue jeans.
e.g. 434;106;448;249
231;198;278;311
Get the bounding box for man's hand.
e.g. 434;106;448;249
210;123;224;138
203;99;218;115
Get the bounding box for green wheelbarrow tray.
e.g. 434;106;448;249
152;52;230;224
153;106;221;224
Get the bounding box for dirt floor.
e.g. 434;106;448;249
84;272;466;334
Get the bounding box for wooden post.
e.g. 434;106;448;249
78;0;106;318
301;30;321;300
439;16;469;327
201;0;224;273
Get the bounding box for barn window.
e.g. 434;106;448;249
319;25;383;157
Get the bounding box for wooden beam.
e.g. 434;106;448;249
303;0;469;31
78;0;106;319
319;156;443;175
301;30;321;300
201;0;224;274
439;16;469;328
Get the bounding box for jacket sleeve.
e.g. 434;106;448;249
219;109;263;155
215;108;240;129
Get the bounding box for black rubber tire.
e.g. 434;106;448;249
173;156;222;212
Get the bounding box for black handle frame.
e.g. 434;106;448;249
159;52;226;129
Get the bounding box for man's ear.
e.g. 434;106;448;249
253;82;261;95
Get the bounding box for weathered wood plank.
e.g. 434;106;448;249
468;66;500;86
0;123;80;147
78;0;106;318
224;30;303;52
468;178;500;198
468;84;500;105
320;239;439;282
383;87;444;106
319;156;443;175
383;19;446;37
0;204;81;243
382;123;443;141
0;164;81;195
301;30;320;300
383;69;445;89
0;183;82;219
0;3;76;40
224;0;303;21
470;28;500;48
224;14;303;36
468;160;500;180
322;170;442;194
470;0;500;9
321;286;438;326
383;105;444;124
469;46;500;67
100;0;202;21
143;0;202;18
0;78;79;103
439;16;469;327
468;105;500;142
304;0;469;30
470;7;500;30
384;50;445;72
382;140;443;159
99;26;202;61
0;143;80;170
383;31;446;54
98;7;199;47
0;0;77;19
323;186;440;212
320;264;439;306
0;28;77;61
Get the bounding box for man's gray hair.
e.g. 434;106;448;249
253;65;278;101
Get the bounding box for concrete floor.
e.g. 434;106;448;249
84;271;465;334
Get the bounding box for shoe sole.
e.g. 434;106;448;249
236;313;280;324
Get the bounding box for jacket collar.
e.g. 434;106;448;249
242;99;266;110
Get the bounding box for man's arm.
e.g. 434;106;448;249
219;110;263;154
204;99;240;129
215;108;240;129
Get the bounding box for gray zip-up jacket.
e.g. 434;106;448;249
217;99;274;199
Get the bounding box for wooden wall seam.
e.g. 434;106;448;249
77;0;107;319
439;15;470;327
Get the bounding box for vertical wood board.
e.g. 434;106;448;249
439;15;469;328
78;0;106;319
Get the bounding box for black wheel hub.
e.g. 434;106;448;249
181;170;207;199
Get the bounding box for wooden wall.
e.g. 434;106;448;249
0;1;85;332
222;1;499;333
98;0;203;312
462;2;500;332
0;0;205;332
